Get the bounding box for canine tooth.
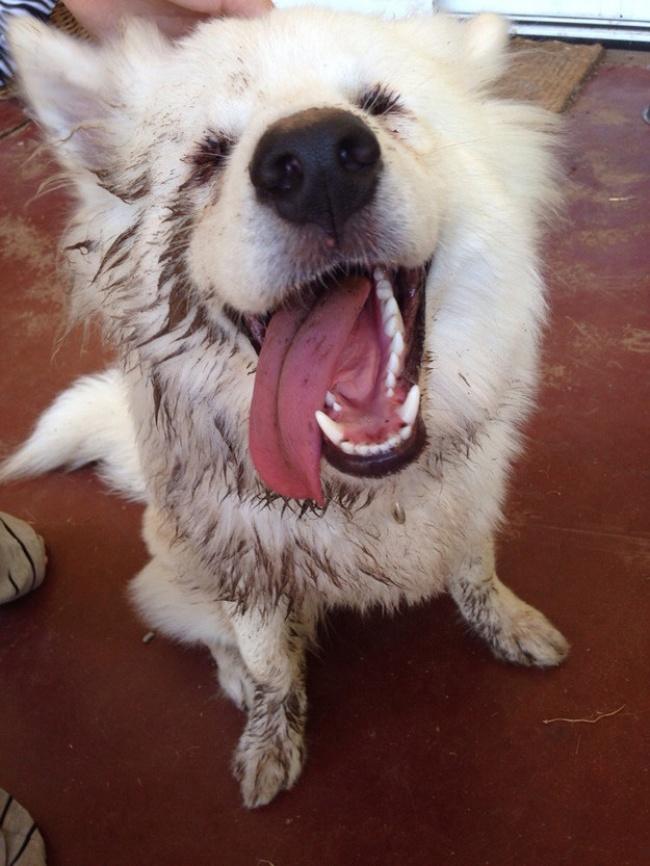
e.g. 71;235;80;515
387;352;401;376
387;388;395;398
315;411;345;445
397;384;420;426
391;331;405;357
386;371;396;391
399;424;412;441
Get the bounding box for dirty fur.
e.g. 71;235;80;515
2;9;568;808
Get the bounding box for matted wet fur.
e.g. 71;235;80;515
2;8;568;807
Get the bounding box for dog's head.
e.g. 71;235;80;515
10;9;557;505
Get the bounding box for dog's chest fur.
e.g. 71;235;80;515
123;342;497;612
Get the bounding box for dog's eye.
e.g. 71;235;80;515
358;85;402;117
185;132;234;186
195;133;234;168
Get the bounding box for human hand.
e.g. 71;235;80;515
64;0;274;39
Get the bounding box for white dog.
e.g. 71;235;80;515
2;8;568;807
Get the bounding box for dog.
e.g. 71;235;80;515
2;7;568;807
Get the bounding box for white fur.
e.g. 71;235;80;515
0;370;144;499
3;8;567;808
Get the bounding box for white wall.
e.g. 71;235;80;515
274;0;432;15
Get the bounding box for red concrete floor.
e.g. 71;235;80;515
1;61;649;866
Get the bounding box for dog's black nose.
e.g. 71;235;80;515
249;107;381;237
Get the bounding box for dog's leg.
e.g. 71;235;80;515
210;643;255;711
228;601;312;809
130;553;257;710
448;538;569;667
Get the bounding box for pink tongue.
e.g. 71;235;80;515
249;276;371;504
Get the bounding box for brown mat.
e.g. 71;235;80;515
498;37;604;112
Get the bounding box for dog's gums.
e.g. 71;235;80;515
246;263;428;503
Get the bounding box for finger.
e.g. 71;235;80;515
170;0;274;15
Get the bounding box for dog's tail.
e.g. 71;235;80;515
0;369;146;501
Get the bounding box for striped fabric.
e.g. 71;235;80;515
0;788;47;866
0;0;57;85
0;512;47;604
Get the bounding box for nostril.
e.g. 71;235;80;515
338;132;380;172
254;153;304;196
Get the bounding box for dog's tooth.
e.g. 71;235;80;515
315;410;345;446
340;440;355;454
325;391;343;413
387;352;401;376
374;267;392;294
355;444;372;456
397;384;420;426
387;388;395;398
382;296;399;323
391;331;405;358
376;273;394;301
399;424;412;441
384;315;398;339
373;266;387;283
386;371;397;391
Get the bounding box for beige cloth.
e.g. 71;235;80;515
0;790;46;866
0;513;46;605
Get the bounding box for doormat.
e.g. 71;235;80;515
498;37;604;113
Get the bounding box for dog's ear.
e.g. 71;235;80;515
397;12;509;91
463;13;510;86
7;17;168;184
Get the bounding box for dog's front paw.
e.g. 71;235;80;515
488;589;569;668
233;726;305;808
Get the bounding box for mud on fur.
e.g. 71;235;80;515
2;8;567;808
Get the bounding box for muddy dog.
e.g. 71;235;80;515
2;8;567;807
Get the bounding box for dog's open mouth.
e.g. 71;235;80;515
245;263;428;504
